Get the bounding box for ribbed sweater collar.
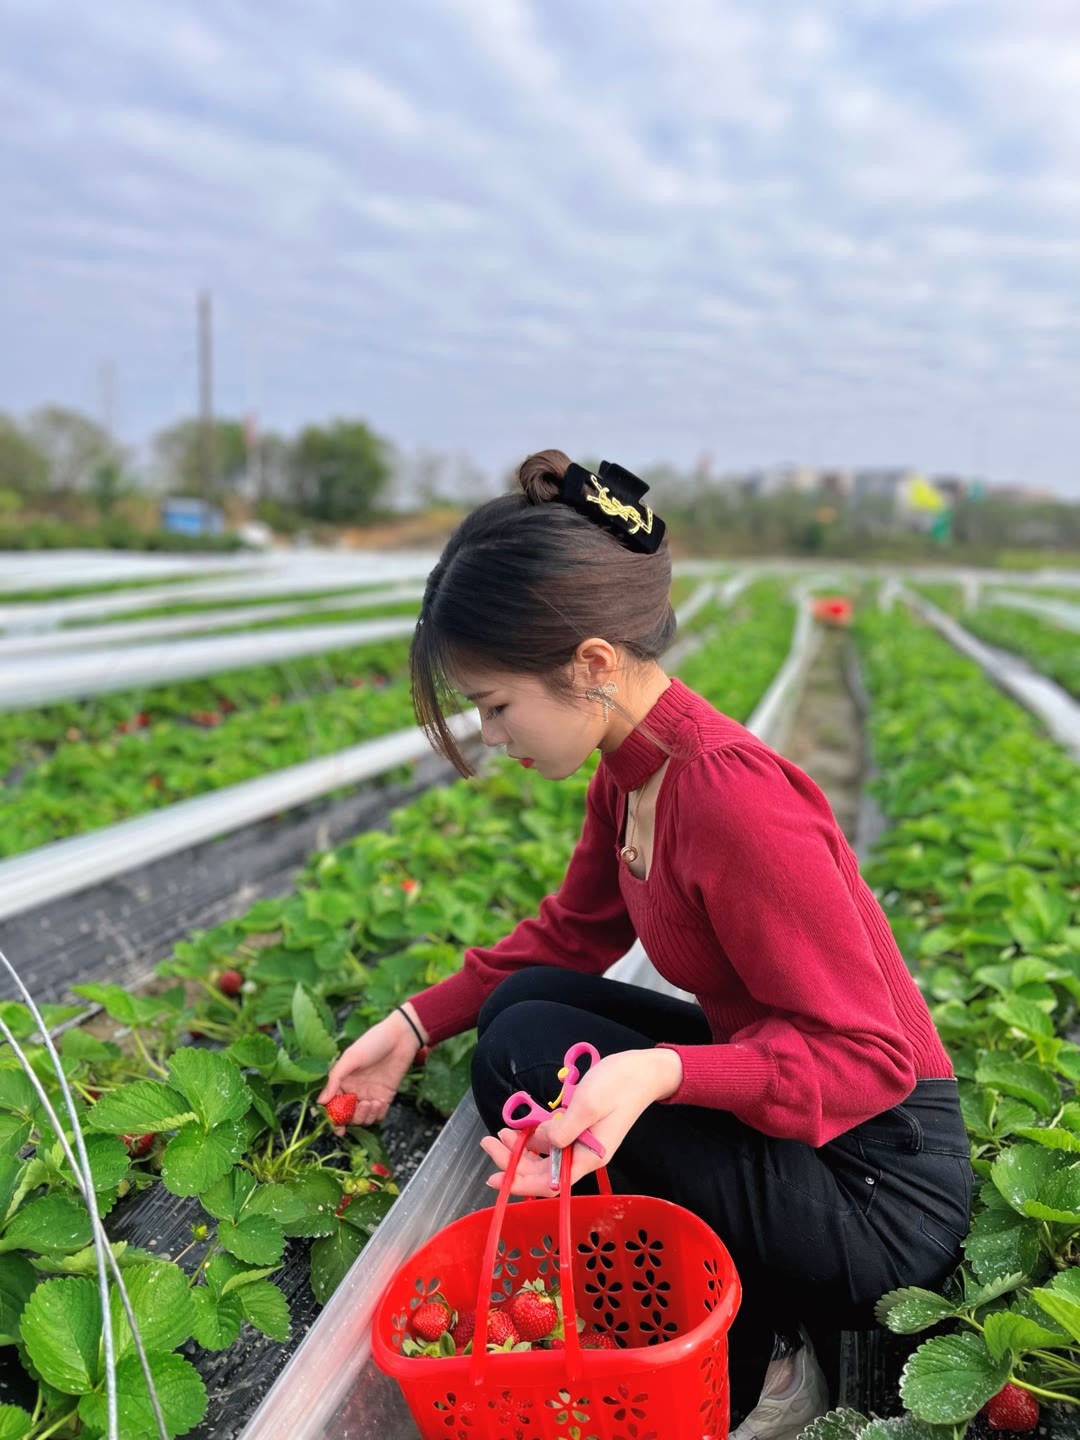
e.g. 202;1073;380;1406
600;676;691;793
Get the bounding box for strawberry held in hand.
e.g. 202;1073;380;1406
982;1383;1039;1432
323;1092;358;1127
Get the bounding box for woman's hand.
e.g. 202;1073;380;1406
479;1048;683;1197
318;1006;426;1134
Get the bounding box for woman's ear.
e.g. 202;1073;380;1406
573;637;619;687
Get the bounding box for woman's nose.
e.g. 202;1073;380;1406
479;714;505;747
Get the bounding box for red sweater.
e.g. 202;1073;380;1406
409;677;952;1147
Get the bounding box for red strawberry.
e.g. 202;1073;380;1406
451;1309;476;1349
413;1299;452;1342
371;1162;392;1179
581;1329;619;1350
217;969;243;997
400;877;419;894
122;1133;154;1158
508;1287;558;1342
335;1194;353;1217
983;1383;1039;1432
484;1309;519;1348
323;1093;358;1127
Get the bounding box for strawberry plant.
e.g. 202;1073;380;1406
833;598;1080;1434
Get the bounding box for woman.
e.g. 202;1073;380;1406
320;449;971;1438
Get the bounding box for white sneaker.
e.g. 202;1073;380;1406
730;1332;830;1440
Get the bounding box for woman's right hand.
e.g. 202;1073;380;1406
317;1009;425;1134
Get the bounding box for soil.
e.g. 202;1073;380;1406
782;626;865;842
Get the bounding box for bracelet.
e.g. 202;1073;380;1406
396;1005;426;1049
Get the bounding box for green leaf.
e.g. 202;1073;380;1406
160;1121;245;1197
269;1051;327;1085
59;1134;130;1194
219;1264;280;1298
225;1034;279;1071
200;1167;257;1223
244;1074;277;1130
0;1405;32;1439
1031;1290;1080;1342
899;1331;1010;1424
110;1262;196;1358
0;1253;36;1345
238;1279;291;1341
0;1157;20;1225
799;1412;869;1440
217;1215;285;1266
291;985;337;1064
0;1070;36;1118
191;1285;243;1350
992;1142;1068;1213
78;1351;208;1438
277;1170;342;1238
0;1194;92;1254
989;996;1055;1039
874;1287;958;1334
962;1271;1026;1309
0;1118;31;1159
338;1190;394;1237
19;1277;100;1393
60;1028;118;1064
974;1054;1060;1116
983;1310;1063;1361
1013;1126;1080;1152
167;1048;251;1129
309;1223;366;1304
86;1081;195;1135
245;1183;308;1228
964;1202;1041;1282
70;982;139;1025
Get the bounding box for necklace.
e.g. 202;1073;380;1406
620;768;659;866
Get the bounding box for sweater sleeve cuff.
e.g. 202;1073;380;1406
654;1041;777;1111
409;966;490;1047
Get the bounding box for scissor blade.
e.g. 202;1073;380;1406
549;1145;563;1192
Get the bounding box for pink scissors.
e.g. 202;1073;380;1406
501;1041;607;1191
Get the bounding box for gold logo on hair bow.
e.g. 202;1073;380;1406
585;475;654;537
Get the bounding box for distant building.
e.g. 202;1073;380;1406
160;497;225;537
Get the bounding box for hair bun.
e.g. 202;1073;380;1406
517;448;571;505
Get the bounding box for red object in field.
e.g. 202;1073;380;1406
373;1130;741;1439
811;596;854;627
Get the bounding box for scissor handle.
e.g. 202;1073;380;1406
560;1041;601;1106
501;1090;551;1130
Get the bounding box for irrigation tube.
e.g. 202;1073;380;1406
0;945;168;1440
0;555;438;630
0;616;418;709
903;587;1080;763
0;713;480;922
0;585;424;657
984;589;1080;634
238;578;824;1440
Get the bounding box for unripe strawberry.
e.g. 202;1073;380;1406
413;1299;452;1342
983;1383;1039;1432
323;1093;358;1127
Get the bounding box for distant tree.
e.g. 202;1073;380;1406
26;406;119;494
154;418;248;498
0;416;48;498
291;420;391;523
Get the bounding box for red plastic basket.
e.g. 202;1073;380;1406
373;1130;741;1439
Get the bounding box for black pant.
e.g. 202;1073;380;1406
472;967;973;1420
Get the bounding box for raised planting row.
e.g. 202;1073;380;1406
0;579;794;1438
0;582;718;858
913;583;1079;700
823;598;1080;1440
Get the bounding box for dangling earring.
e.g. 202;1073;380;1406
585;680;618;723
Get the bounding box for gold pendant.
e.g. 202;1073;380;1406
620;845;639;864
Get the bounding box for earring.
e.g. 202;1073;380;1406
585;680;618;722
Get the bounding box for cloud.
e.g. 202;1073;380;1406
0;0;1078;494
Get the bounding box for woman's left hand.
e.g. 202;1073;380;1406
479;1047;683;1197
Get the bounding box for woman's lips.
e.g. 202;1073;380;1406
518;757;534;768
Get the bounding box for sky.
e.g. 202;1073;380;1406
2;0;1079;497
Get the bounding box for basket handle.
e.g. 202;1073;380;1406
470;1129;611;1388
